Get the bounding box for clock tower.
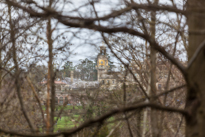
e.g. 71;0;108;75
96;46;109;81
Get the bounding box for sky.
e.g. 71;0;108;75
47;0;122;66
15;0;186;69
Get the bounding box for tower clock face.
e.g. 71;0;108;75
99;59;105;65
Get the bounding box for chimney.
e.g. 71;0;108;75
71;70;73;84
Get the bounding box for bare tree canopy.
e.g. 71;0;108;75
0;0;204;137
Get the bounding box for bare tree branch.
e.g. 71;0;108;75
0;102;189;137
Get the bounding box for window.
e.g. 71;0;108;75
107;80;109;84
102;80;104;84
61;86;65;91
158;84;162;90
59;97;63;105
55;97;58;104
113;80;115;84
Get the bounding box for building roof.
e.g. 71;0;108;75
64;77;99;88
40;80;67;85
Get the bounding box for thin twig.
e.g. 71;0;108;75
187;39;205;69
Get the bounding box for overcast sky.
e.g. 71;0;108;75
49;0;122;67
29;0;185;69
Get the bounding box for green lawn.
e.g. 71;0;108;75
42;105;82;111
54;115;81;131
54;115;116;131
41;105;116;132
41;105;83;131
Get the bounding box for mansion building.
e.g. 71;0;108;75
39;46;184;105
40;46;121;105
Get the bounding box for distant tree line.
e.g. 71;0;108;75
60;54;114;81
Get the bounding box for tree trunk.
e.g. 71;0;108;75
150;0;159;137
46;0;55;133
186;0;205;137
142;76;151;137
